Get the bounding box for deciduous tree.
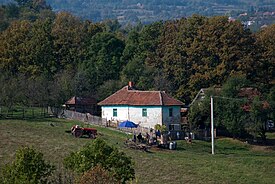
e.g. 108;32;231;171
2;147;55;184
64;139;135;184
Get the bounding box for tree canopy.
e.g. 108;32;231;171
64;139;135;184
0;0;274;110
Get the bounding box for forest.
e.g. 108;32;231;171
0;0;274;109
1;2;275;184
0;0;274;154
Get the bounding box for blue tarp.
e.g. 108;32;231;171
118;120;138;128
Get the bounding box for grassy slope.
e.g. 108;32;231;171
0;119;274;184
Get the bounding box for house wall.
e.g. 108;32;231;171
162;106;181;130
101;105;162;128
129;106;162;128
101;105;181;129
102;106;129;123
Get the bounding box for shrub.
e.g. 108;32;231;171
64;138;135;184
77;165;117;184
1;147;55;184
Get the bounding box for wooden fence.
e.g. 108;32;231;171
48;107;214;141
48;107;107;126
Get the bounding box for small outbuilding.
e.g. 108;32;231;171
65;96;98;114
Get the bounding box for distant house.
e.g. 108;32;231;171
190;88;221;106
65;96;98;114
190;87;269;111
98;82;184;130
238;88;269;111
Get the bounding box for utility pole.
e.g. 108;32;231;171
211;96;214;155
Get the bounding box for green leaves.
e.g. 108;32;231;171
0;9;273;110
2;147;55;184
79;32;125;92
64;138;135;183
51;12;87;71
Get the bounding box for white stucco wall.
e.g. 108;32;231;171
101;106;129;122
128;106;162;128
101;105;181;129
101;105;162;128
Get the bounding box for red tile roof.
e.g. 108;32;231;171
98;86;184;106
238;88;261;100
65;96;97;105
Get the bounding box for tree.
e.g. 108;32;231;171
149;16;207;103
4;3;20;19
64;139;135;184
79;32;125;92
51;12;87;71
216;76;250;138
246;97;269;141
221;75;251;97
0;73;25;115
189;77;251;138
1;147;55;184
49;69;75;107
77;165;117;184
121;21;163;90
0;7;10;31
188;97;210;130
19;18;55;76
254;24;275;90
0;20;31;75
147;15;257;104
97;80;124;101
267;87;275;121
0;18;55;77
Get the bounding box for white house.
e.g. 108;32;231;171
98;83;184;130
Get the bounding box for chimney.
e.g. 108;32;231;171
128;81;134;90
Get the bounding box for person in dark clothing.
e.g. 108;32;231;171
156;130;161;138
133;132;137;142
137;133;142;143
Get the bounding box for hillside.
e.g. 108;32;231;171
2;0;275;27
0;119;275;183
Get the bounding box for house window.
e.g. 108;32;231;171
169;124;180;131
142;108;147;117
169;108;173;117
169;124;175;131
113;109;117;117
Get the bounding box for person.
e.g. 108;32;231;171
146;133;150;144
156;130;161;138
71;125;79;133
85;113;88;122
71;125;81;136
137;133;142;143
133;132;137;142
167;131;171;141
177;132;180;139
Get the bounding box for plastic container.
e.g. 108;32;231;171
169;142;177;150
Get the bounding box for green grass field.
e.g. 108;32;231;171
0;118;274;184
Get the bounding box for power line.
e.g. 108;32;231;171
212;95;246;101
212;95;272;104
